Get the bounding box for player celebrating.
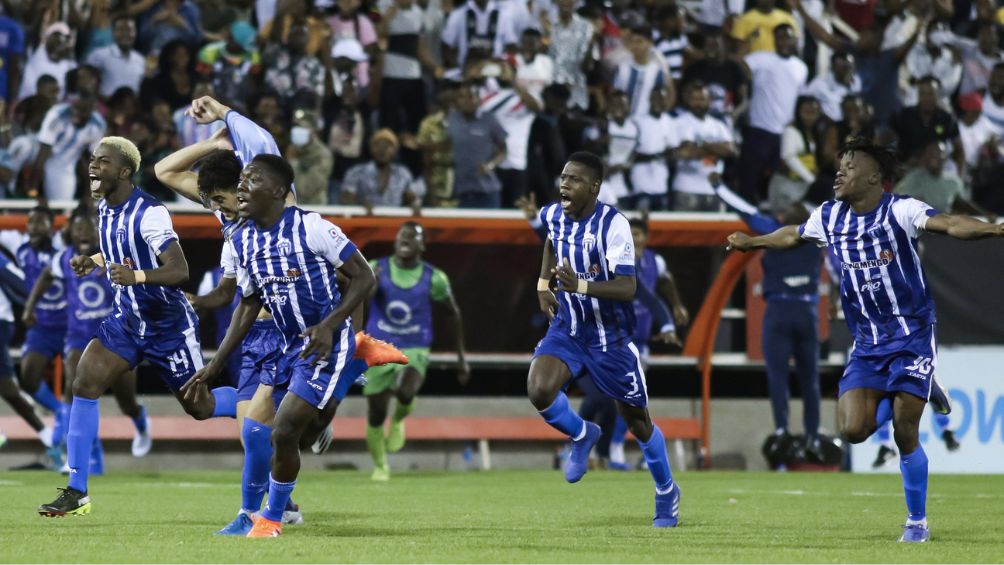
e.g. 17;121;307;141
528;151;681;528
0;243;38;448
363;221;469;481
37;137;237;517
187;154;376;538
726;138;1004;542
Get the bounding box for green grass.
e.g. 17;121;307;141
2;469;1002;563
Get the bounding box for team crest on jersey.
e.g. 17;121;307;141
582;234;596;252
276;239;292;257
116;228;127;243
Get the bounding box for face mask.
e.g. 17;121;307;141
291;126;311;147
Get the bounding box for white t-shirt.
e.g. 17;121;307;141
959;115;997;167
85;45;146;98
515;53;554;99
802;71;861;122
37;103;106;201
746;51;808;134
442;1;519;66
672;111;732;195
480;87;537;171
586;118;639;202
18;46;77;100
981;93;1004;137
631;113;675;195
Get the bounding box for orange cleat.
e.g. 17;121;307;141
246;516;282;538
354;332;408;367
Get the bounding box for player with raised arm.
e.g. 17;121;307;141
37;137;237;517
726;138;1004;542
528;151;681;528
185;154;377;538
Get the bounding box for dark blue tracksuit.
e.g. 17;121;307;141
715;185;821;439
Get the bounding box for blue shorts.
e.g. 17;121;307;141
840;324;938;401
65;331;94;354
236;320;285;402
97;315;203;392
534;327;649;408
23;325;67;360
284;326;358;410
0;321;14;379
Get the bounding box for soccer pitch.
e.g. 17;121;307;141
3;469;1002;563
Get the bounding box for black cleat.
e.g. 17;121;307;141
872;445;897;469
38;487;91;517
929;376;952;415
942;429;961;451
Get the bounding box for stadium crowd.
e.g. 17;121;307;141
0;0;1003;213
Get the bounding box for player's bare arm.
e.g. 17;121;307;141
107;241;189;287
923;214;1004;240
22;265;53;327
440;290;470;384
189;276;237;310
70;254;99;277
537;237;558;320
301;251;375;364
657;270;689;327
727;225;805;252
154;127;233;203
553;258;636;301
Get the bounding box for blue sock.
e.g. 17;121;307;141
241;417;272;513
900;445;928;521
638;425;674;494
934;412;950;431
876;421;892;445
33;381;63;412
875;397;893;428
66;397;100;493
132;405;148;433
261;474;296;523
539;392;586;439
210;387;237;419
52;403;71;447
612;416;629;444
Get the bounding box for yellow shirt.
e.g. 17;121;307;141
731;9;799;53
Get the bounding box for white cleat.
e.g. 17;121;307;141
311;424;333;455
38;426;54;448
132;416;152;457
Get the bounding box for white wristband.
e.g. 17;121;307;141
537;278;550;291
134;270;146;284
90;253;105;267
576;279;588;294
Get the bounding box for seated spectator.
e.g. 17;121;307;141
629;88;674;211
943;23;1002;96
0;10;25;102
890;76;965;175
682;32;748;125
768;96;823;213
85;16;145;100
287;107;334;205
18;22;77;101
139;39;198;112
442;0;519;71
136;0;203;54
341;129;423;208
584;89;638;207
263;22;325;109
901;20;962;107
417;86;458;207
895;140;993;218
196;21;262;113
545;0;593;110
672;80;736;212
30;92;106;201
729;0;799;54
328;0;378;90
612;24;670;118
803;52;861;122
259;0;330;57
447;81;507;208
173;81;224;147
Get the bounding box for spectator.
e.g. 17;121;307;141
545;0;593;110
30;91;106;201
612;24;670;118
326;79;367;183
629;88;674;211
263;22;325;108
250;90;288;147
136;0;203;54
738;24;808;202
287;108;334;205
447;81;507;208
0;9;25;102
196;21;262;113
682;32;749;125
441;0;519;70
173;81;224;147
328;0;378;89
890;76;964;174
328;38;370;96
982;62;1004;136
894;139;992;216
803;52;861;122
259;0;330;57
34;75;60;108
7;96;49;198
900;20;962;107
80;0;115;57
18;22;76;101
945;23;1003;96
526;83;569;203
106;87;141;138
66;65;103;99
957;92;998;171
768;96;823;212
672;80;736;212
85;16;145;100
583;89;637;207
730;0;799;54
654;4;691;82
514;28;553;100
341;129;422;207
417;86;457;207
139;39;198;112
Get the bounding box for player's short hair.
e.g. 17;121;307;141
251;154;295;195
838;137;897;182
197;150;242;199
400;221;425;239
98;136;141;175
30;205;55;222
628;218;649;234
566;151;605;184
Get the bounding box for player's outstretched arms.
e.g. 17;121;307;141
108;241;189;286
924;214;1004;241
154;127;233;204
554;258;637;301
726;225;805;252
182;293;263;399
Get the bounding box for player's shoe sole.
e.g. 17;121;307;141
565;422;601;483
355;332;409;366
38;488;91;517
38;502;91;517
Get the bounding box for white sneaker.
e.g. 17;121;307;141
282;504;304;525
38;426;54;448
132;416;152;457
311;424;332;455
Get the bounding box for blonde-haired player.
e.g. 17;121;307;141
38;137;239;517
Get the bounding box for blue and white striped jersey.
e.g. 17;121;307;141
0;252;26;323
98;187;196;337
799;193;938;345
232;207;358;354
538;202;637;350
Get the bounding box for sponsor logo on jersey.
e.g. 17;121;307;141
842;250;894;271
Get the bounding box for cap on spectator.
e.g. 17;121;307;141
230;21;257;53
44;22;71;39
959;92;983;112
331;38;368;62
371;128;399;150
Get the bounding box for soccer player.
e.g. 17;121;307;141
0;242;41;447
25;207;152;469
185;154;376;538
529;151;681;528
37;137;237;517
726;138;1004;542
363;221;469;481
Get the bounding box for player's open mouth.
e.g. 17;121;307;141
560;192;571;208
89;175;101;192
236;195;248;211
